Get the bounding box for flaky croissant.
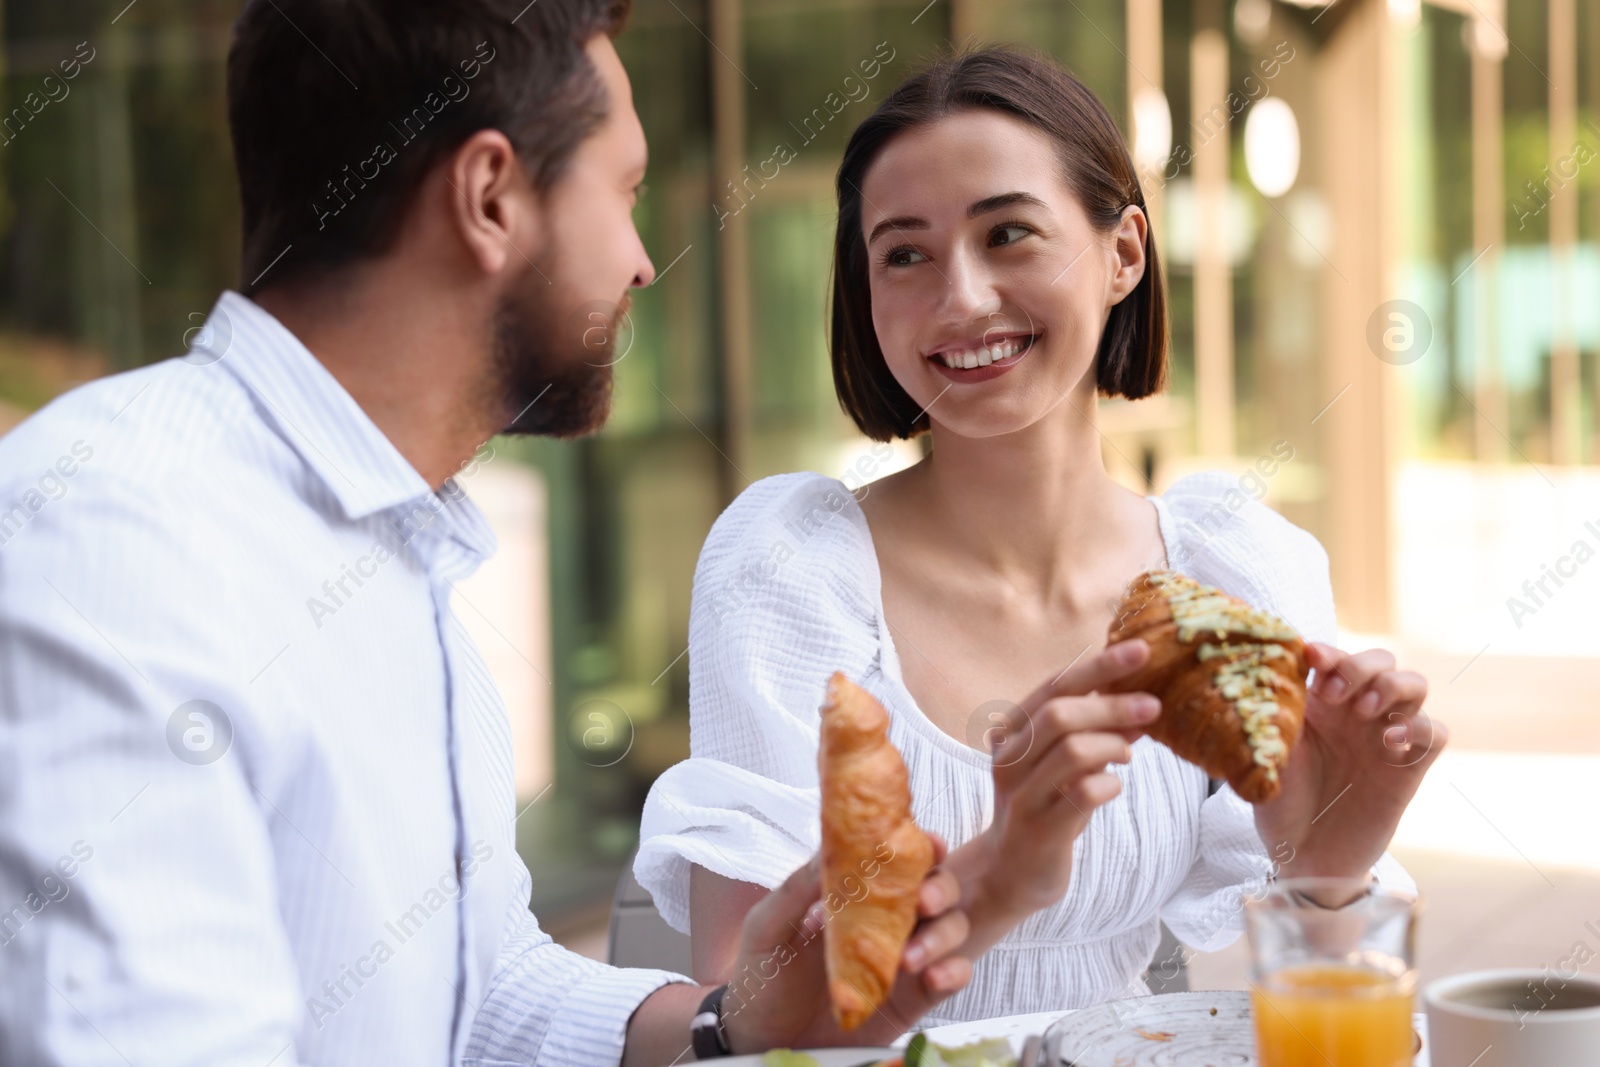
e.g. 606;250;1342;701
818;672;935;1031
1102;570;1310;803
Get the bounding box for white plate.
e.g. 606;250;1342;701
1047;991;1254;1065
1034;991;1430;1066
716;1048;896;1067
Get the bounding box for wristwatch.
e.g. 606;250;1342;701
691;983;734;1059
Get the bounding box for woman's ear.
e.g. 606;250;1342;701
1107;204;1148;305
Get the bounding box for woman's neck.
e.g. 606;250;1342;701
903;388;1144;595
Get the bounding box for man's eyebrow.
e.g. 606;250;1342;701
866;191;1049;245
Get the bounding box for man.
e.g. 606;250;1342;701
2;0;1198;1056
0;1;985;1063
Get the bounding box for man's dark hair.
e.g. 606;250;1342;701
227;0;631;294
830;46;1169;441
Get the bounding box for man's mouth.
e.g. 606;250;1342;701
925;332;1037;371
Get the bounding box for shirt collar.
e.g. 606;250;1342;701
204;290;496;563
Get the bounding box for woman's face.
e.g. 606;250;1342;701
858;108;1146;440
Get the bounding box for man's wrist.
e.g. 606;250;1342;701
715;982;758;1058
690;984;734;1059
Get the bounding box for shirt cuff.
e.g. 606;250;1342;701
536;965;697;1067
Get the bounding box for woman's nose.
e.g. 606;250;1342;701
934;249;999;325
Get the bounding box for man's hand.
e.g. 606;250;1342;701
718;836;970;1052
1256;642;1447;880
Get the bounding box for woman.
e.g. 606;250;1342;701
636;47;1444;1025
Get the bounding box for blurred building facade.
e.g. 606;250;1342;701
2;0;1597;918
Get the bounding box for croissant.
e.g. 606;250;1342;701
818;672;935;1031
1102;570;1310;803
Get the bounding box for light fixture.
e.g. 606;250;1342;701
1464;14;1509;60
1244;97;1301;199
1234;0;1272;45
1388;0;1422;31
1131;86;1172;173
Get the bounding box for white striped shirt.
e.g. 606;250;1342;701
0;290;690;1066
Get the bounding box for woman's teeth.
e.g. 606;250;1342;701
934;336;1030;369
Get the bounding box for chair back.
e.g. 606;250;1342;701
607;855;694;974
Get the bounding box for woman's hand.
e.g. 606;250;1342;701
1255;642;1447;880
943;639;1160;945
717;835;972;1051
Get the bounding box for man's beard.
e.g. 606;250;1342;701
491;270;622;439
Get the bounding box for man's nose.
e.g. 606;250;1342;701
633;234;656;289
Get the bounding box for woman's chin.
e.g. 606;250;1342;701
925;402;1056;444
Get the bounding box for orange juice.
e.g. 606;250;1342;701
1252;962;1415;1067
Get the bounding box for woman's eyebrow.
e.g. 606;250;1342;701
969;191;1048;217
866;191;1049;245
868;216;928;245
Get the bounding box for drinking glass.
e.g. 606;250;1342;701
1245;878;1420;1067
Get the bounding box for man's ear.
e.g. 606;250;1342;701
441;128;543;277
1108;204;1148;304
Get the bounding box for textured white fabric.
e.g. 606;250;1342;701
0;291;690;1067
636;471;1414;1024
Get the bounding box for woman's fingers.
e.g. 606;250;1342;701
1404;712;1448;759
1020;639;1151;712
1055;770;1124;815
992;692;1156;787
1009;730;1133;817
921;954;973;997
1351;668;1427;721
1312;647;1397;704
915;863;961;918
1380;707;1448;768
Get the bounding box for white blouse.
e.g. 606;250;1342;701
635;470;1413;1025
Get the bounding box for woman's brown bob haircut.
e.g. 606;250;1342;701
830;47;1169;441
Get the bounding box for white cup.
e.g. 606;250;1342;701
1424;969;1600;1067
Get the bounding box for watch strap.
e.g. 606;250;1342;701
690;983;733;1059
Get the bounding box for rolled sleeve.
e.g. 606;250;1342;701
466;859;694;1067
634;474;880;933
635;759;819;932
467;946;691;1067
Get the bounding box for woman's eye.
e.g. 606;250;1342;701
991;224;1031;247
884;247;927;267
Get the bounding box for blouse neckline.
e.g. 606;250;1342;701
840;485;1178;769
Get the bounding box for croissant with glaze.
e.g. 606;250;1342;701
1102;570;1310;803
818;672;935;1031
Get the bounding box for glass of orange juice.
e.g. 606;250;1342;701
1244;878;1420;1067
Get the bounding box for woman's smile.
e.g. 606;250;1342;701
925;330;1039;383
